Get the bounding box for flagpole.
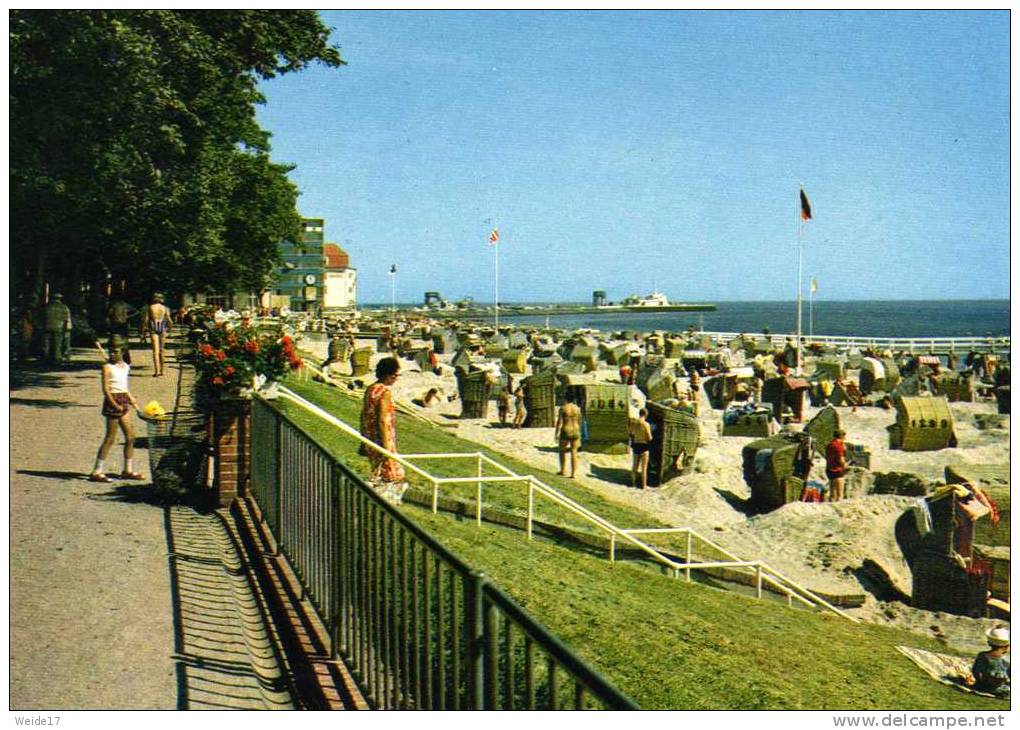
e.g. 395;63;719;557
796;208;804;375
390;265;396;330
809;282;814;339
494;238;500;330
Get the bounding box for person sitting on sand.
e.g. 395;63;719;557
413;387;441;409
969;627;1010;697
555;393;582;478
629;408;653;489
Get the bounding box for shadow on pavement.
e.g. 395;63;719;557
10;397;90;409
16;469;94;481
164;506;294;710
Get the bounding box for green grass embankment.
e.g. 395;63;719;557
275;375;1001;710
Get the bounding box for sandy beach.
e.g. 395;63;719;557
299;321;1009;656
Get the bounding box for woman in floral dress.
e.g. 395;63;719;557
360;357;406;485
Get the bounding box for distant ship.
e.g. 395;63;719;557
587;291;711;311
620;291;673;308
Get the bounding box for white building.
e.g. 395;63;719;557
323;243;357;309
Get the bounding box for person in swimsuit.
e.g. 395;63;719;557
555;393;582;478
145;293;172;377
513;382;527;428
629;408;653;489
88;338;143;483
498;378;513;426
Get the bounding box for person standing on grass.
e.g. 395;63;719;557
825;428;848;502
629;408;653;489
359;357;406;486
145;293;172;377
88;338;143;483
554;392;582;478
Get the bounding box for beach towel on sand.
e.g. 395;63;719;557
896;646;1007;699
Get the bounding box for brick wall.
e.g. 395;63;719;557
212;401;251;507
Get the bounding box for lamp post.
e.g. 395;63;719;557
389;264;397;330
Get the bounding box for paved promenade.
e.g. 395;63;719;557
9;342;295;710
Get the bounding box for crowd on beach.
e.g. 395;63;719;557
12;296;1010;695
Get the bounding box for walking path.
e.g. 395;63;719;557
9;341;298;709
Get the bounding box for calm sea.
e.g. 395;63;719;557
502;300;1010;338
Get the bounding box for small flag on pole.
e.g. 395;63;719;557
800;188;812;221
488;228;499;246
810;277;818;293
389;264;397;274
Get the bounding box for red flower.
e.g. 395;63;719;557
244;340;260;354
215;349;226;361
212;376;224;386
224;365;234;376
200;344;213;356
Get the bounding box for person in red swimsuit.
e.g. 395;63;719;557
825;429;847;502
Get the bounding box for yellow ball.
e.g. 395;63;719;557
143;400;167;419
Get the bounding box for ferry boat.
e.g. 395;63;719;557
621;291;672;308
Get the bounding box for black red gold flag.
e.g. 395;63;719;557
800;188;812;221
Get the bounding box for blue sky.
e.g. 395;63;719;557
255;10;1009;304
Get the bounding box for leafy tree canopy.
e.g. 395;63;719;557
10;10;343;307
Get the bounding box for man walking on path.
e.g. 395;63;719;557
42;292;71;365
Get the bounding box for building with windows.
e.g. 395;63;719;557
322;243;357;310
182;217;356;314
275;218;326;313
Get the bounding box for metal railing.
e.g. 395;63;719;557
249;396;638;710
272;385;856;622
699;331;1008;353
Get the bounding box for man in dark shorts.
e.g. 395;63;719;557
825;429;847;502
629;408;653;489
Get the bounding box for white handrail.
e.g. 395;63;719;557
275;386;683;572
273;385;853;620
698;331;1007;352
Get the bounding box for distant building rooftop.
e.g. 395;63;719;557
323;243;350;270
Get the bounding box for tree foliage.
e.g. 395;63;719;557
10;10;343;307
